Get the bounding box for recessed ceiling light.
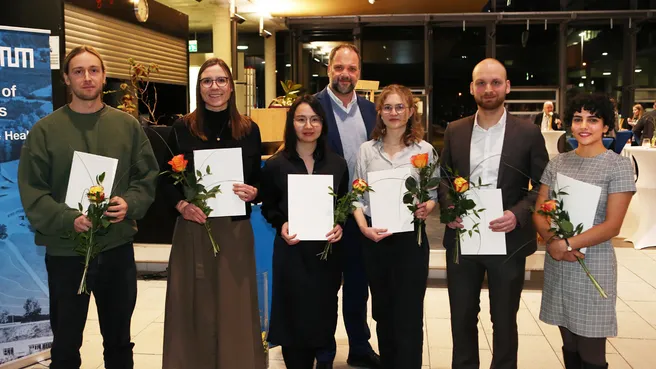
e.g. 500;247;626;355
312;74;319;77
602;52;608;56
237;45;248;50
285;64;291;67
635;69;642;73
603;72;611;75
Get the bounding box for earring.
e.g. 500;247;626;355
382;127;386;135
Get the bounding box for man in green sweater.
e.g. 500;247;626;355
18;45;159;369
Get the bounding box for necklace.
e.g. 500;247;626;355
214;122;228;142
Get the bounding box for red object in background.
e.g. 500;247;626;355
97;0;114;8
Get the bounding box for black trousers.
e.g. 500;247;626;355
46;243;137;369
446;248;526;369
362;229;429;369
282;346;317;369
316;216;373;363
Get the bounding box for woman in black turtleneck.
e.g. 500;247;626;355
162;58;266;369
260;95;348;369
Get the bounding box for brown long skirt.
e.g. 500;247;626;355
162;216;266;369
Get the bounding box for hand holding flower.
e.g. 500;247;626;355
326;225;343;244
73;215;93;233
547;238;585;262
414;200;436;220
177;200;207;224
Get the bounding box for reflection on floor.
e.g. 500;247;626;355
23;245;656;369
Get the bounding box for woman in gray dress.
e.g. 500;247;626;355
533;93;635;369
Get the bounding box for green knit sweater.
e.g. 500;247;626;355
18;105;159;256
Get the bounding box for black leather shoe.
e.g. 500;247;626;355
346;351;381;368
316;362;333;369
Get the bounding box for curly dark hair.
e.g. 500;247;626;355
564;93;616;131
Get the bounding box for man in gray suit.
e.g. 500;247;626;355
439;58;549;369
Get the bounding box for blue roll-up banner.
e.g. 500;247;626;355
0;25;54;366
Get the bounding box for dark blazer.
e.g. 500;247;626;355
633;110;656;142
533;112;562;130
439;113;549;258
315;87;377;156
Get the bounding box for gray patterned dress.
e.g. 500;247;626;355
539;150;636;338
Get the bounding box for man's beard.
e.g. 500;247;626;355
72;86;102;102
331;77;355;94
475;94;505;110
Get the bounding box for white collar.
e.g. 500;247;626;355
327;86;358;112
474;109;507;131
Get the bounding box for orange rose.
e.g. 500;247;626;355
540;200;558;213
87;185;105;203
168;154;188;173
453;177;469;193
410;153;429;169
352;178;369;194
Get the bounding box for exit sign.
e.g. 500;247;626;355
188;40;198;53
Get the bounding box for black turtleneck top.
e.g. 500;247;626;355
162;108;262;220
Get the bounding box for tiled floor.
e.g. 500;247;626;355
23;245;656;369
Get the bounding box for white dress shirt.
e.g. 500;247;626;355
470;110;507;189
326;87;369;185
353;139;438;217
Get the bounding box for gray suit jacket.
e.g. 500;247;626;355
438;113;549;258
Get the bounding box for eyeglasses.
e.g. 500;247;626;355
294;115;323;126
382;104;406;114
200;77;229;88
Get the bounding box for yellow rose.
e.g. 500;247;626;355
87;185;105;203
352;178;369;194
453;177;469;193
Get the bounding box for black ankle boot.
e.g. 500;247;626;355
562;348;581;369
581;360;608;369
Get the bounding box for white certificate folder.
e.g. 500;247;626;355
65;151;118;212
368;168;414;233
460;188;507;255
288;174;334;241
555;173;601;254
193;148;246;218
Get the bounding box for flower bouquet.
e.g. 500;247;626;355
161;154;222;255
73;173;111;295
403;152;440;246
318;178;373;260
537;189;607;298
440;171;487;264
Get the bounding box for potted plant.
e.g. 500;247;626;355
268;80;303;107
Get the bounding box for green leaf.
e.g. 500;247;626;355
99;172;106;183
402;193;414;204
405;176;418;192
462;199;476;210
426;177;440;189
558;220;574;234
78;203;83;212
206;165;211;175
196;170;202;179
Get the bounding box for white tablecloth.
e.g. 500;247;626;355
541;131;565;159
619;147;656;249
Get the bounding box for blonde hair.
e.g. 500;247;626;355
371;84;424;146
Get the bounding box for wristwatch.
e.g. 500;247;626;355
564;238;573;252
